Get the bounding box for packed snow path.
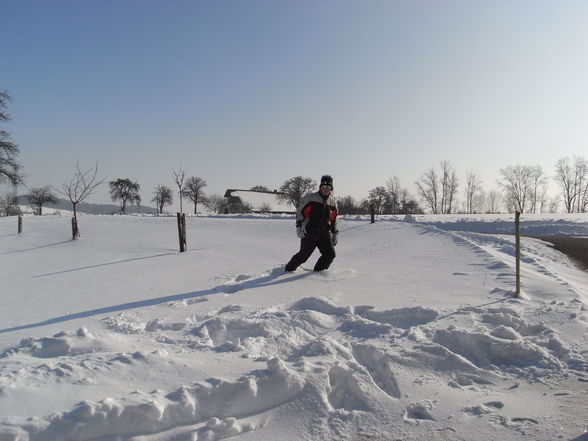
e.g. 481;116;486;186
1;214;587;441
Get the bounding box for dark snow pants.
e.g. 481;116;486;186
285;234;336;272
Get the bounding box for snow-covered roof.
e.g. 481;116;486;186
224;189;296;213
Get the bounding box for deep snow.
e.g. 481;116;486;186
0;213;587;441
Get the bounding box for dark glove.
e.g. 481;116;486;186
331;231;338;246
297;226;306;239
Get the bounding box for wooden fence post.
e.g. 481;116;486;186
18;215;23;234
515;211;521;297
177;213;183;252
177;212;187;252
370;205;375;224
182;213;187;251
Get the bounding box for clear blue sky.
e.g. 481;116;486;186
2;0;587;208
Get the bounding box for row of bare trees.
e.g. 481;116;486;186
414;162;554;214
374;157;587;215
363;177;421;215
8;160;588;221
275;176;421;215
274;162;585;216
4;93;587;218
151;167;208;215
105;169;209;217
419;158;588;214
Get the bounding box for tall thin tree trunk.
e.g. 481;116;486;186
72;203;80;238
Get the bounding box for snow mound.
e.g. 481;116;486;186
2;358;302;441
4;293;584;440
2;328;109;359
357;306;439;329
433;329;565;372
290;296;351;316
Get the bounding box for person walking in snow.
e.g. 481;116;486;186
285;175;339;272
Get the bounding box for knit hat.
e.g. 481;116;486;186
320;175;333;188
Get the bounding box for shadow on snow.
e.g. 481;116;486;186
0;268;310;335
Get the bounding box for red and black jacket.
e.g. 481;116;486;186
296;191;338;238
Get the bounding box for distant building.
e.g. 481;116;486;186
223;189;296;214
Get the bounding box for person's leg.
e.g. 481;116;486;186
313;235;336;271
285;238;317;271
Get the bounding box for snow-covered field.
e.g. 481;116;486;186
1;213;587;441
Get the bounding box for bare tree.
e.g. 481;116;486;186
25;186;58;215
548;198;560;213
172;166;186;214
205;193;228;214
555;157;575;213
57;162;104;238
577;159;588;213
152;185;173;215
465;171;483;214
440;160;458;214
397;188;421;214
134;194;142;214
498;165;535;213
580;179;588;213
278;176;316;208
554;156;588;213
416;161;458;214
250;185;270;192
0;91;23;185
474;190;487;214
385;176;402;214
362;180;420;215
258;202;272;214
0;192;18;216
182;176;207;214
109;178;140;214
487;190;502;213
367;186;390;214
529;166;549;214
338;195;363;215
416;167;439;214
